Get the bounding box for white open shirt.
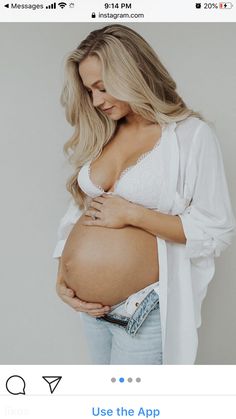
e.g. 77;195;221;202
53;117;235;364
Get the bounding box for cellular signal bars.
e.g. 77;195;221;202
46;2;56;8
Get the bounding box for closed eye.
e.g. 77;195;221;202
86;89;106;94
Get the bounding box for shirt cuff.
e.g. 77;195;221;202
179;213;216;258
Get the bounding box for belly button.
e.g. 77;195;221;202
135;302;139;307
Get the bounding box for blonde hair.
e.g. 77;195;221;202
61;24;202;209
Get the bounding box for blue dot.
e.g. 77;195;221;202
119;377;125;383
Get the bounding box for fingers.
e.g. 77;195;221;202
78;300;107;310
62;287;75;298
85;209;101;219
56;283;74;298
93;196;107;203
56;284;111;315
75;300;111;315
82;308;110;317
88;201;102;210
63;295;110;315
85;307;111;317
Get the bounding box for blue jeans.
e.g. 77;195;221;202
80;289;162;365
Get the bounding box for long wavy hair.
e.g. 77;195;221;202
61;24;202;209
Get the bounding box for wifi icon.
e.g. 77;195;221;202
58;2;67;7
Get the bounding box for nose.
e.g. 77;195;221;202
92;90;105;108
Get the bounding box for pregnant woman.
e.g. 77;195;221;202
53;24;235;364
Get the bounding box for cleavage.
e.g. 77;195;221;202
89;124;163;193
89;140;160;193
89;158;126;193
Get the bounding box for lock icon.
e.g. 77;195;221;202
91;12;96;18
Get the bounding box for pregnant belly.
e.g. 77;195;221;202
61;214;159;306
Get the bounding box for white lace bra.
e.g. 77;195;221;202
77;123;174;210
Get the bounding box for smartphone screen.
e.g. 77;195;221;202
0;1;236;417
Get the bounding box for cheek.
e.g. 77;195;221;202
106;95;117;105
114;102;129;111
121;102;131;111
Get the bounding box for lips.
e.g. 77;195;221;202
102;107;114;111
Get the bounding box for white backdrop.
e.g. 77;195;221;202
0;23;235;364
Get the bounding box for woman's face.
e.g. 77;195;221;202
79;55;132;120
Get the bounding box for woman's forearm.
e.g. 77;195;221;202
127;204;186;244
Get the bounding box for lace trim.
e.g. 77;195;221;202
116;137;161;184
87;129;164;193
87;162;105;193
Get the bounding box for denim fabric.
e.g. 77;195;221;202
99;289;160;336
80;289;162;365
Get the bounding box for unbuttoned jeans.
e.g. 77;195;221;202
80;289;162;365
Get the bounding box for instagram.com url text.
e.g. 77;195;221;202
98;12;145;19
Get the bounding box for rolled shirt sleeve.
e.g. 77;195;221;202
179;122;236;259
52;199;83;259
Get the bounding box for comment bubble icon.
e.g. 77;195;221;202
6;375;26;395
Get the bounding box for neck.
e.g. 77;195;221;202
123;111;155;129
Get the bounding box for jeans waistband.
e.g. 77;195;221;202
111;282;159;316
98;289;159;336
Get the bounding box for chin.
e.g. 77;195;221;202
110;116;121;121
108;115;121;120
110;113;127;121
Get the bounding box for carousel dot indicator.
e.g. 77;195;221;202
136;377;141;383
127;377;133;383
119;377;125;383
111;377;116;383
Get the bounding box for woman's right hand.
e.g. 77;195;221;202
56;264;110;317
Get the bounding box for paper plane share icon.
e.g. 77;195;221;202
42;376;62;394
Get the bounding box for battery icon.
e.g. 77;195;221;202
219;2;233;8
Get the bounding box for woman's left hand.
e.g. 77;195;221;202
82;194;134;228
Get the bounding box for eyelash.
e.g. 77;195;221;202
87;89;106;94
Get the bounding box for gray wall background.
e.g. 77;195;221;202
0;23;235;364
